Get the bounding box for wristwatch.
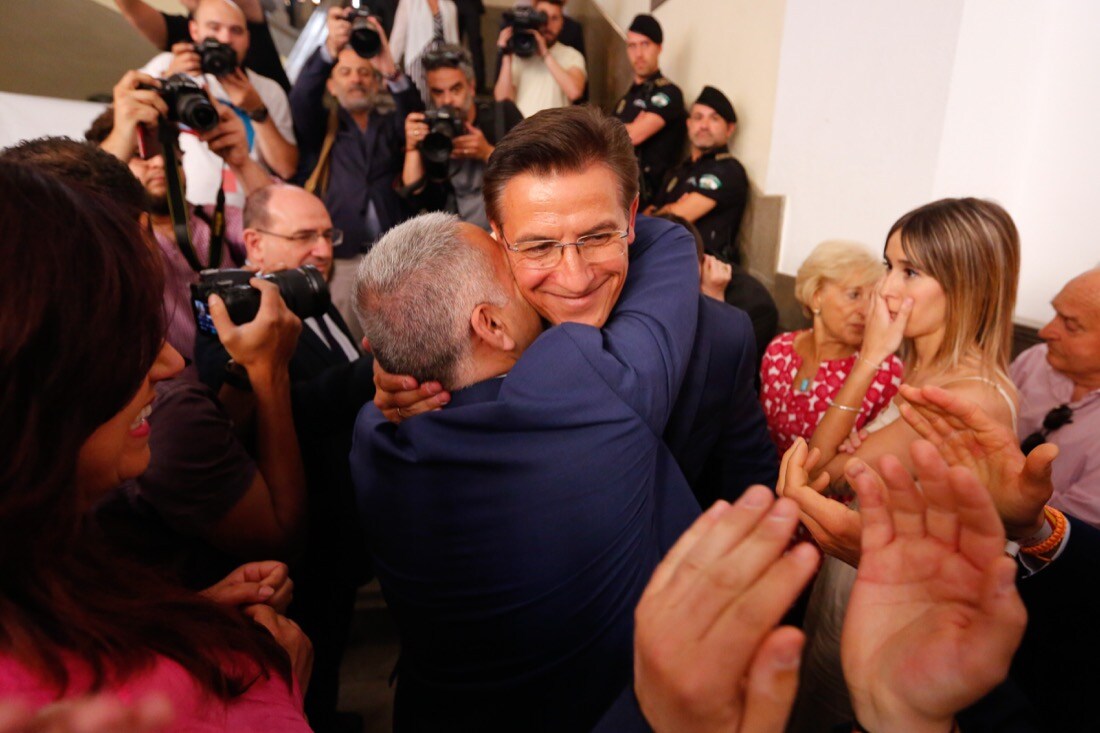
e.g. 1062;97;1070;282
248;106;269;123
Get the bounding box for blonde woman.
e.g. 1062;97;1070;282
780;198;1021;733
760;241;904;453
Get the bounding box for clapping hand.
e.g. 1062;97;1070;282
842;441;1027;733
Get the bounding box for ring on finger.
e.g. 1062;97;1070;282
396;407;408;418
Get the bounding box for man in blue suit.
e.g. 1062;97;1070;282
377;107;778;508
351;110;702;730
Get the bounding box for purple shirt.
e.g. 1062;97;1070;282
155;205;246;367
1011;343;1100;527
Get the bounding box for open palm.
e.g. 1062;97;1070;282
842;442;1026;733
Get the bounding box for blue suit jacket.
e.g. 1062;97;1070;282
665;294;778;507
350;217;701;732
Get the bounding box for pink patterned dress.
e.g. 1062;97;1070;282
759;330;904;453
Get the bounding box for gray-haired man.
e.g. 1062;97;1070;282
400;44;523;229
350;210;701;730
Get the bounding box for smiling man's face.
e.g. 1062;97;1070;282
491;163;636;328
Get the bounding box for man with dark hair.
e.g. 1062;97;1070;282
87;69;271;365
494;0;586;117
400;44;523;229
290;6;423;344
613;14;686;207
649;85;749;265
382;104;776;516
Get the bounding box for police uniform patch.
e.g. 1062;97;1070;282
650;92;670;108
698;173;722;191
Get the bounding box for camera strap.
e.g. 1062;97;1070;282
157;124;226;273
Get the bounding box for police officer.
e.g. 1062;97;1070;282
613;14;685;207
648;85;748;265
401;45;524;230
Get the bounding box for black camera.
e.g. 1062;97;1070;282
503;6;547;58
419;106;466;165
196;38;239;77
191;265;331;336
157;74;219;132
345;7;381;59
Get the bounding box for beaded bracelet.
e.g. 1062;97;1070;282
1019;506;1067;561
856;355;881;371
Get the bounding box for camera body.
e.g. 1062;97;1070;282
191;265;331;336
503;6;547;58
196;38;239;77
345;7;381;59
158;74;219;132
418;106;466;179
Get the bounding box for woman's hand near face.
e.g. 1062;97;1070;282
860;285;912;366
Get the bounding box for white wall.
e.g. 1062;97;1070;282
767;0;1100;326
766;0;966;273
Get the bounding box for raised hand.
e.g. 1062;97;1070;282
370;355;450;423
860;285;912;366
633;487;819;733
898;384;1056;539
842;442;1027;733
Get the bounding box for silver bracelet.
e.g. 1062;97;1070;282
856;355;881;370
829;400;860;413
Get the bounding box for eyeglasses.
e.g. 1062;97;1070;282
1020;403;1073;455
501;230;629;269
255;228;344;247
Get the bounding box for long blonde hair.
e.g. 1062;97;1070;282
887;197;1019;384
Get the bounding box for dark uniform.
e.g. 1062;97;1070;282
653;148;748;264
614;71;686;207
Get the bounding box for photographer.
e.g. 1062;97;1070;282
493;0;586;118
193;185;376;731
290;6;423;344
87;69;274;365
140;0;297;206
400;45;522;229
112;0;290;91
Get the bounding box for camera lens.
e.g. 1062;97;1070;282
350;19;381;59
262;265;330;320
178;95;219;132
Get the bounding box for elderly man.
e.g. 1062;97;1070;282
141;0;297;206
648;85;749;265
493;0;586;117
400;44;523;229
613;14;685;207
1011;267;1100;527
290;6;423;343
381;106;777;508
352;199;701;730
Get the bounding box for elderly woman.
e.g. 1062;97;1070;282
759;240;903;453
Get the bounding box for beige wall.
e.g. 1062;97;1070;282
0;0;161;101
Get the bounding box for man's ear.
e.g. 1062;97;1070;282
242;228;264;267
189;19;199;44
470;303;515;353
725;123;737;143
626;195;640;244
326;76;337;98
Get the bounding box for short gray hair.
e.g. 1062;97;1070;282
354;212;507;390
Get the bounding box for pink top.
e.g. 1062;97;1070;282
1011;343;1100;528
759;330;905;453
0;653;309;732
